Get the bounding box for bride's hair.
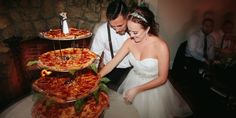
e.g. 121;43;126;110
128;6;159;36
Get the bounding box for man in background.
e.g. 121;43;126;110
185;18;215;77
212;20;235;58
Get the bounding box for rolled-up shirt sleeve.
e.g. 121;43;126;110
90;26;106;57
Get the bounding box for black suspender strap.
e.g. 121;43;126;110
107;23;114;58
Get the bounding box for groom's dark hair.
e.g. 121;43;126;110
106;0;128;21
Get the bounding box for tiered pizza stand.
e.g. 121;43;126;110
30;29;109;118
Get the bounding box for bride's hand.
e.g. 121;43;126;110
123;87;139;104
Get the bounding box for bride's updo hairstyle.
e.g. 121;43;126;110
128;6;159;36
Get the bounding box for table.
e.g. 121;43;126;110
205;60;236;109
0;90;139;118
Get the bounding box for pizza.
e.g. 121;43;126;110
78;92;109;118
38;48;97;72
32;69;100;103
40;28;92;40
32;91;109;118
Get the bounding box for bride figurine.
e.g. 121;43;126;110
59;12;69;34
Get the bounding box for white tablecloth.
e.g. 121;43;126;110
0;90;139;118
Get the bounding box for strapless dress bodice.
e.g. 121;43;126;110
118;53;193;118
129;53;158;78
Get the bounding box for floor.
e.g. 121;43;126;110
169;71;236;118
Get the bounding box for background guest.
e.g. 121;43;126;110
185;18;215;77
212;20;235;58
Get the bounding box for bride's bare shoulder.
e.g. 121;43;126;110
150;36;167;45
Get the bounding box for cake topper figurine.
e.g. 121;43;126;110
59;12;69;34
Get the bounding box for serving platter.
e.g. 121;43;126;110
39;28;92;41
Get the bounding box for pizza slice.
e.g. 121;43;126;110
40;28;92;40
32;91;109;118
38;48;97;72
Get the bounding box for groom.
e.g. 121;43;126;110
90;0;132;90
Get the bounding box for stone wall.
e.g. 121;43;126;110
0;0;110;40
0;0;137;52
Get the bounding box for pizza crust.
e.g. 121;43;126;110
38;48;97;72
32;69;100;103
32;91;109;118
39;28;92;40
32;31;109;117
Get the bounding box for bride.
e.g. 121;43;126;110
98;6;193;118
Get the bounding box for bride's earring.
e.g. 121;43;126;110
146;27;150;34
145;27;150;39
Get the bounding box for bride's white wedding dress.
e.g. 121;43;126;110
118;53;193;118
